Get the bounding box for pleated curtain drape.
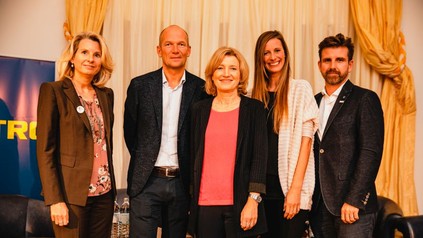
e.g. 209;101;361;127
350;0;418;216
63;0;109;41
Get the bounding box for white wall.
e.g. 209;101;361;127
0;0;66;61
403;0;423;214
0;0;422;214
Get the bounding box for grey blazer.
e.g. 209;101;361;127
313;80;384;216
124;68;206;197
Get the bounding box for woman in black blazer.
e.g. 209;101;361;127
188;47;268;237
36;32;116;238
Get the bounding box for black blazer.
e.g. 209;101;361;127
313;80;384;216
124;68;206;197
36;78;115;206
188;96;268;237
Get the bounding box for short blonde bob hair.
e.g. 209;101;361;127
57;31;114;88
204;46;249;96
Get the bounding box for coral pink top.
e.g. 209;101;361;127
198;108;239;206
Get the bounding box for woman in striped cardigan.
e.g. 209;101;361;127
251;30;319;238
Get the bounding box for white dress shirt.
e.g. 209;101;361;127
155;71;186;168
318;81;347;140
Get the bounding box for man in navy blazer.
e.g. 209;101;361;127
310;33;384;238
124;25;206;237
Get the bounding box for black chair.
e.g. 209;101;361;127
374;196;404;238
374;196;423;238
394;215;423;238
0;194;54;238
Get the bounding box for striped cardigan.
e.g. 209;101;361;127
278;79;319;210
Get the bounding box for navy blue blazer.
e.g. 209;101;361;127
124;68;206;197
313;80;384;216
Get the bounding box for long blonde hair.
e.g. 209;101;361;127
57;32;114;88
252;31;291;133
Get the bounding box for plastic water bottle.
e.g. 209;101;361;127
119;197;130;237
111;199;120;238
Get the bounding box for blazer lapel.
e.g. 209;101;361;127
322;80;353;138
178;71;196;133
235;96;247;163
315;93;323;143
149;69;163;132
62;78;92;133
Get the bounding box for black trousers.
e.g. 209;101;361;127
261;198;308;238
197;205;237;238
130;175;189;238
309;198;376;238
53;191;114;238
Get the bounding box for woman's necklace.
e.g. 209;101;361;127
74;85;95;102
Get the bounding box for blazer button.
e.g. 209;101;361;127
319;149;325;154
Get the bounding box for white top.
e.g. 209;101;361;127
277;79;319;210
318;81;347;140
155;71;186;168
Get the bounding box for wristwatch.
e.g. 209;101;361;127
249;193;262;203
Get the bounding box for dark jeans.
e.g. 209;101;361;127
310;199;376;238
197;205;237;238
130;175;189;238
261;198;308;238
53;191;114;238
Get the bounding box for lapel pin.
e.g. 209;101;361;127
77;106;85;114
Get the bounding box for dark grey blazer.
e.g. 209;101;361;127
313;80;384;216
124;68;206;197
188;96;268;237
36;78;115;206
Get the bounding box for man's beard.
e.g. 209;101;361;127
324;69;348;85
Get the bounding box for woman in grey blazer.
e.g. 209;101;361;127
36;32;116;238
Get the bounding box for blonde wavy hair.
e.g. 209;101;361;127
204;46;249;96
57;31;114;88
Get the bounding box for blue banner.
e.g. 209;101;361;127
0;56;55;199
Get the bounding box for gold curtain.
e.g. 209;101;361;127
350;0;418;215
64;0;109;41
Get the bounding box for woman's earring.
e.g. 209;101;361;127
71;63;74;68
